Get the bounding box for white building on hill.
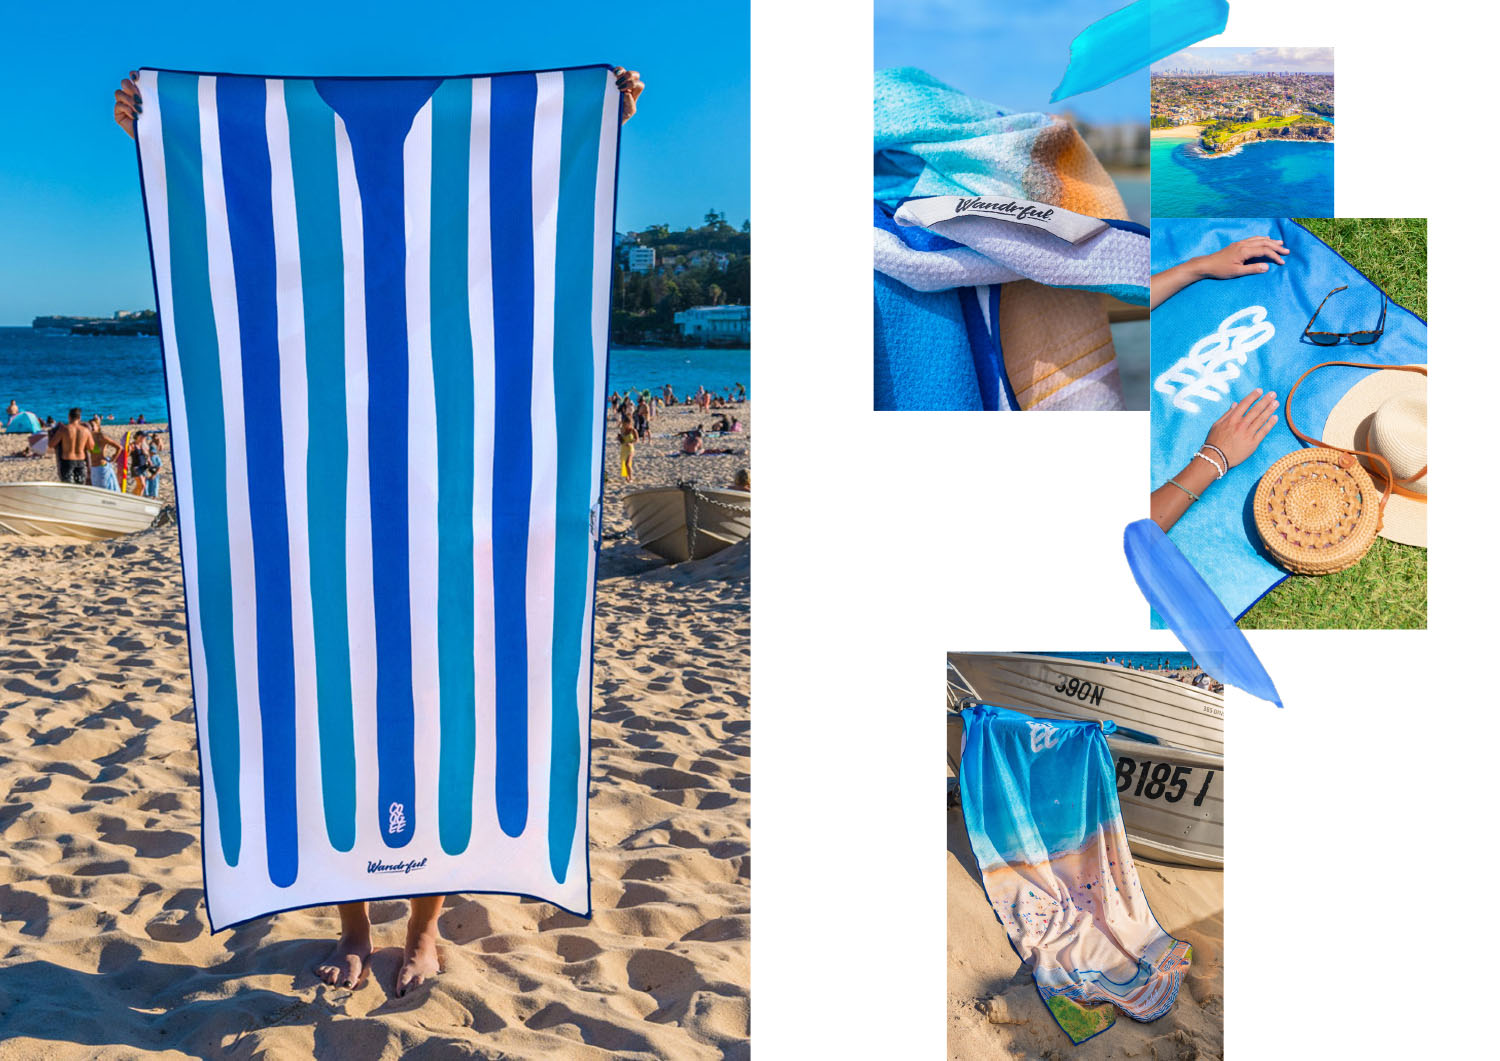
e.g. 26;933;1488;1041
627;246;656;273
674;305;749;341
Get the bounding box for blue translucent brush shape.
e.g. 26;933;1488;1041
1123;519;1283;707
1051;0;1231;103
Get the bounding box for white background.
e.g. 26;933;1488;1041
753;1;1491;1055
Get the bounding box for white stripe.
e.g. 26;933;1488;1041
566;74;621;896
404;97;442;847
199;75;266;886
263;79;323;860
524;71;564;856
336;113;379;851
976;284;993;335
136;71;227;897
468;77;498;840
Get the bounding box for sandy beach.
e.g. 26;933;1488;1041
0;404;749;1057
1150;124;1203;139
947;807;1223;1058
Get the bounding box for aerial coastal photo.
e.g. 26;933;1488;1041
1151;47;1334;217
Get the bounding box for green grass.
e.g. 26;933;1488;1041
1240;218;1428;629
1044;995;1115;1043
1200;114;1330;146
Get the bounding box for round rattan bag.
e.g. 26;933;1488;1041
1253;360;1411;576
1253;447;1381;574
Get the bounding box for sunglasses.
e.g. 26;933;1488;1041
1304;284;1387;346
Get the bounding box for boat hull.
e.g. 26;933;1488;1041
0;482;162;541
623;486;750;563
948;653;1224;869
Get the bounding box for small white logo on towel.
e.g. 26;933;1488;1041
388;801;407;834
1154;306;1276;413
1027;722;1060;753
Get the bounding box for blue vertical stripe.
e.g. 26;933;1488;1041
548;69;605;882
314;77;441;849
216;76;299;888
155;72;241;866
958;286;1002;412
991;285;1020;411
283;79;355;853
429;78;477;856
489;73;537;838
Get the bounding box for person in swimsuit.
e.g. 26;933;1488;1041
50;408;93;485
86;416;123;490
116;61;645;999
143;437;163;499
128;434;152;495
618;418;639;480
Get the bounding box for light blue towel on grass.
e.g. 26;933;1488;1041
1149;218;1427;622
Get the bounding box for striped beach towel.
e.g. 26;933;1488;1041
134;65;621;930
957;703;1191;1045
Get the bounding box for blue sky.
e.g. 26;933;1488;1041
875;0;1146;124
0;0;748;324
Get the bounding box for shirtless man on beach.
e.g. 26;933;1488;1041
50;408;93;485
116;63;645;997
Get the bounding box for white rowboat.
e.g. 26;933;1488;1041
947;652;1224;869
622;484;749;563
0;481;163;541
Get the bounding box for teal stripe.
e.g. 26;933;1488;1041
430;78;477;856
548;69;606;883
155;72;240;865
283;78;355;853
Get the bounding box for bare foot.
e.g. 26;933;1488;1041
316;928;372;988
395;928;441;996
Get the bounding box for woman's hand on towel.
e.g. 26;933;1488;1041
114;72;141;140
614;68;644;123
1205;387;1279;468
1150;388;1278;531
1196;237;1290;280
1148;236;1290;309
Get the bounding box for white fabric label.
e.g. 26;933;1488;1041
893;195;1109;245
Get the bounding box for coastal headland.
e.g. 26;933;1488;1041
1198;116;1333;155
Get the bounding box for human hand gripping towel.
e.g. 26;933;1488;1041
958;703;1192;1045
133;65;619;930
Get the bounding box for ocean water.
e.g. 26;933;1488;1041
1031;650;1202;672
1150;136;1333;218
0;328;749;425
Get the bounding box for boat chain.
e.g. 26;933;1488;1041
676;480;751;560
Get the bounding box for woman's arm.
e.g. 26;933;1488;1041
1148;236;1291;310
1150;387;1279;532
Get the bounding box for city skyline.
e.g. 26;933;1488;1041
1151;46;1334;75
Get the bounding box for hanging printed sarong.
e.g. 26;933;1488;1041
134;64;620;930
957;702;1191;1045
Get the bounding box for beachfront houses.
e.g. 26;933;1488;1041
674;305;749;343
627;245;657;274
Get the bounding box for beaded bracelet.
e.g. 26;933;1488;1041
1166;478;1200;502
1192;450;1225;479
1201;443;1229;471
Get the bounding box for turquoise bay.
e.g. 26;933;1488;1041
1150;136;1333;217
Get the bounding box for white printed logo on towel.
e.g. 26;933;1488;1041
1154;306;1276;413
388;801;407;835
1027;722;1061;753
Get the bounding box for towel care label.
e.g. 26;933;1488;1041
894;195;1109;245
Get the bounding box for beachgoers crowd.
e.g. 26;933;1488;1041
1102;656;1224;693
11;404;164;497
610;384;749;488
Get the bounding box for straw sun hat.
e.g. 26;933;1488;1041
1320;368;1427;547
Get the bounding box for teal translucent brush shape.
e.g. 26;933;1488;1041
1051;0;1231;103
